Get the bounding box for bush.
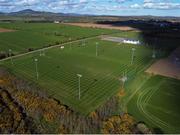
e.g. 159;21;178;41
0;52;7;59
28;48;34;52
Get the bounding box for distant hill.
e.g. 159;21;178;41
0;9;88;17
10;9;38;15
8;9;62;16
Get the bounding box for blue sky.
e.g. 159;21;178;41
0;0;180;16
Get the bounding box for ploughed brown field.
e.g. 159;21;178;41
146;47;180;80
0;28;15;33
65;23;140;31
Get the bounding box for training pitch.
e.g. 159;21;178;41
1;37;152;115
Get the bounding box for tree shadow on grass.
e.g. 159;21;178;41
153;127;164;134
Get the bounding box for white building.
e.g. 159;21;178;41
60;46;64;49
123;39;140;45
54;21;60;24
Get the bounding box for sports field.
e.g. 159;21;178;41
0;22;117;54
122;74;180;133
1;22;180;133
1;37;153;115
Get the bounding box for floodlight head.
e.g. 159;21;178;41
77;74;82;77
96;42;99;45
132;48;136;51
122;76;128;82
34;58;38;62
119;75;127;82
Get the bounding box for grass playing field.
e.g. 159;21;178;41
1;22;180;133
0;22;117;54
122;74;180;133
1;38;153;115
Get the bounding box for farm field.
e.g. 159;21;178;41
0;28;16;33
122;75;180;133
0;22;117;54
65;23;139;31
1;38;153;115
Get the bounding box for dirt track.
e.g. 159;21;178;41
0;28;15;33
65;23;139;31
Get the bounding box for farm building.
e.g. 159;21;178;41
123;39;140;45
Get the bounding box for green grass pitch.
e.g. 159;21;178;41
0;22;117;54
1;38;153;115
123;74;180;133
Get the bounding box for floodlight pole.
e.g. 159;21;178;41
122;80;125;89
122;72;125;89
96;42;98;57
123;72;126;89
131;48;136;65
83;39;85;46
43;49;45;56
82;40;85;46
120;71;128;89
69;38;72;49
9;49;13;65
40;50;42;56
152;47;156;58
34;58;39;80
77;74;82;100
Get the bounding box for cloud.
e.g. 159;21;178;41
130;3;141;9
0;0;180;14
129;0;180;10
0;0;40;7
143;0;154;3
108;0;132;3
143;0;180;10
16;0;40;6
79;0;87;3
116;0;129;2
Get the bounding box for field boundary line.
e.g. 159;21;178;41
137;81;179;133
124;75;151;106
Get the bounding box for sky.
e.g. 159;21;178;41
0;0;180;16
